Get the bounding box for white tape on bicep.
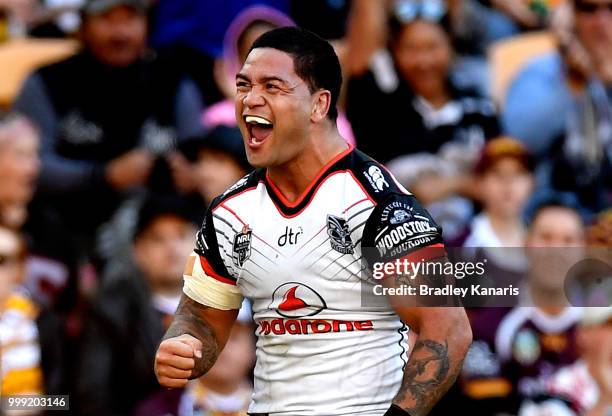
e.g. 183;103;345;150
182;253;243;310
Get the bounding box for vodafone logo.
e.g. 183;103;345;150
269;282;327;318
261;282;374;336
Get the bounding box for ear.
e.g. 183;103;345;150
310;90;331;123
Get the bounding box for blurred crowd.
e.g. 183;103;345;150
0;0;610;415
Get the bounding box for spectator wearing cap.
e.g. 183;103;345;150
75;195;197;415
12;0;204;261
503;0;612;214
346;2;500;165
463;137;535;249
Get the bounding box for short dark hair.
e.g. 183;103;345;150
524;190;585;227
133;195;196;241
249;26;342;121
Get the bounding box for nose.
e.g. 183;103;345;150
242;86;265;109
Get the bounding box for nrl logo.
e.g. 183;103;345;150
327;215;354;255
232;224;252;268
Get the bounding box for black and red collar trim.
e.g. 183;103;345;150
263;144;354;218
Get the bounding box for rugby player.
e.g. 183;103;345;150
155;27;472;416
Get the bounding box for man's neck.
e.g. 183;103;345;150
267;128;348;203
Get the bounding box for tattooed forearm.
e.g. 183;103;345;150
393;339;463;416
163;296;220;379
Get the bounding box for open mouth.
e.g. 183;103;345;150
244;115;273;147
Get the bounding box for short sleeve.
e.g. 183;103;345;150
183;205;243;310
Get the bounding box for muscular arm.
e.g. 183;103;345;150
392;307;472;416
158;294;238;382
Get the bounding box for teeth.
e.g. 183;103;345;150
245;115;272;126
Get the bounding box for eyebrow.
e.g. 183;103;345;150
236;73;292;86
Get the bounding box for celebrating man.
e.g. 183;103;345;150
155;27;471;416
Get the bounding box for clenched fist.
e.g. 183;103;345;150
155;334;203;388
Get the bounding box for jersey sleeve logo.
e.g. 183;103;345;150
363;165;389;192
382;201;414;225
232;224;252;268
222;175;250;197
327;214;355;254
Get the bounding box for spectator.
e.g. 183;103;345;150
503;0;612;214
346;5;499;165
0;111;78;399
180;125;251;210
546;307;612;416
346;0;528;96
149;0;289;104
202;4;295;129
0;224;44;397
75;195;197;415
201;5;356;144
134;302;256;416
459;193;587;415
374;10;501;241
13;0;204;261
0;112;39;230
0;111;75;310
566;209;612;308
463;137;535;248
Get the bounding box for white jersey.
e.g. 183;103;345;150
185;147;444;416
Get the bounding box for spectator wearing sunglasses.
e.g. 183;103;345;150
346;0;535;96
503;0;612;215
347;1;500;164
346;2;500;240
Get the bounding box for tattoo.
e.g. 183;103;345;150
163;296;220;379
394;339;459;416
